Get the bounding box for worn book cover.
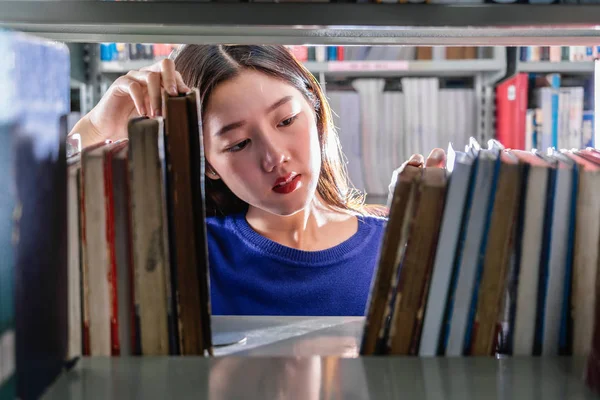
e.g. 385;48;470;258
387;167;447;355
469;151;523;356
360;164;421;356
163;90;212;356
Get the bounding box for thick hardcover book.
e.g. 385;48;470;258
163;90;210;355
185;91;213;355
360;165;421;356
387;167;447;355
470;151;523;355
1;31;70;400
128;118;170;356
510;150;551;355
567;152;600;356
104;141;133;356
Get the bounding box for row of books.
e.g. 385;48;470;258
327;78;476;196
99;43;179;62
496;72;595;153
519;46;600;62
287;45;486;62
360;140;600;362
67;91;213;358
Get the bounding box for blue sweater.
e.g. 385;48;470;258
206;213;386;316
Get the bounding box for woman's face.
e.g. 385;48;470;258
203;69;322;216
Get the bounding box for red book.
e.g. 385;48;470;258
495;73;529;150
337;46;345;61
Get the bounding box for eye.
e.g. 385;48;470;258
278;115;298;128
226;139;250;153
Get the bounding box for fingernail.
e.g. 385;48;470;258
140;107;147;116
429;148;445;161
170;86;178;96
155;108;162;117
409;154;423;164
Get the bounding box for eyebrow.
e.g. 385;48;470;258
213;95;294;137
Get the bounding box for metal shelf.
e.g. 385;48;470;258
306;59;503;77
2;2;600;45
100;59;163;73
42;356;596;399
101;59;503;77
518;61;595;74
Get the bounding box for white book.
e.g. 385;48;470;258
352;79;385;196
525;110;535;152
568;87;584;150
402;79;415;159
419;149;475;356
536;88;554;150
445;149;498;356
428;78;440;152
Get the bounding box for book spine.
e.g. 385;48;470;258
104;152;120;356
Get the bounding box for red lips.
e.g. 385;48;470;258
272;173;302;194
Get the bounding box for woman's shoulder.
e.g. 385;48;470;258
206;212;244;232
357;213;387;231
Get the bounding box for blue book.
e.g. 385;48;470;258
0;30;70;399
583;111;594;148
548;74;561;149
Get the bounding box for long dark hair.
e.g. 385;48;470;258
173;45;368;217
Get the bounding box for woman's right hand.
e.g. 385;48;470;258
71;58;190;148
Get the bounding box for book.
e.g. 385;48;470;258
162;90;212;356
419;147;475;356
360;164;421;355
445;146;499;356
496;74;529;150
469;151;522;356
128;118;171;356
567;151;600;356
510;150;551;355
1;31;71;399
387;167;447;355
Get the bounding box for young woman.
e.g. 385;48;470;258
71;45;445;316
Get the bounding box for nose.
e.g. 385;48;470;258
260;133;289;173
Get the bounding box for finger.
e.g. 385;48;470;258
145;71;162;117
175;71;191;93
406;153;425;167
160;59;179;96
425;148;446;168
116;76;147;117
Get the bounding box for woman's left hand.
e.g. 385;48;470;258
404;148;447;169
388;148;447;195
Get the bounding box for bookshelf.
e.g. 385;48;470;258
42;357;598;399
518;61;595;74
39;314;599;399
3;1;600;399
101;59;504;77
2;1;600;45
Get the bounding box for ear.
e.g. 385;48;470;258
206;163;221;180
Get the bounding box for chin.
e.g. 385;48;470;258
265;191;314;217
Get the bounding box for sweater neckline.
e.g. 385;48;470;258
232;212;377;267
